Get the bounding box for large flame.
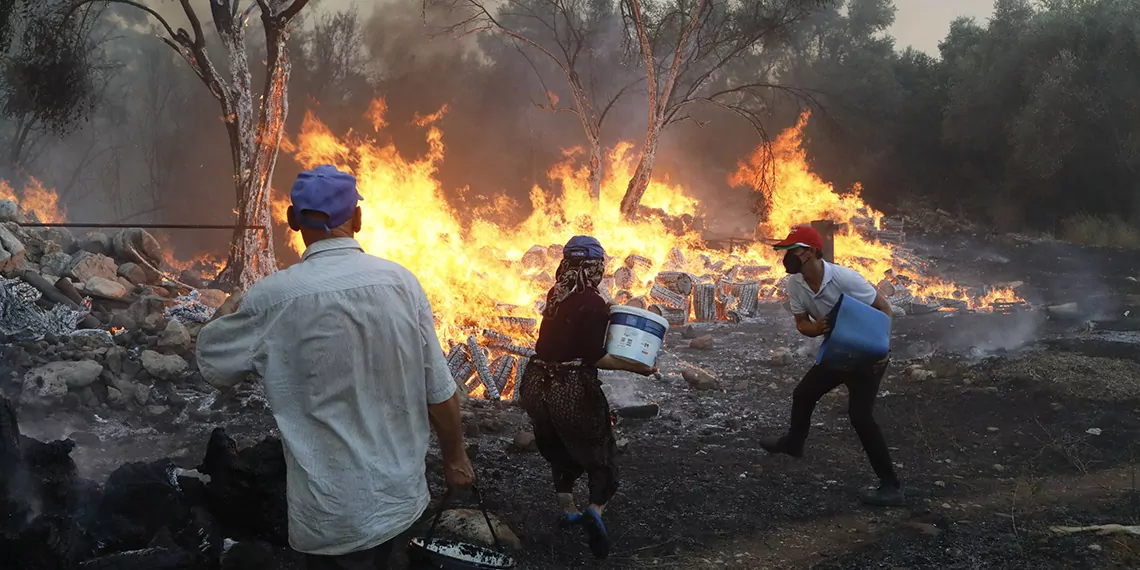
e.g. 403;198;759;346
733;112;1019;307
281;101;1021;365
279;101;780;347
0;178;66;223
0;178;223;281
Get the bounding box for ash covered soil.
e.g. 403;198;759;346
9;232;1140;569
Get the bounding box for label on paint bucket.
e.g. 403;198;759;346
605;306;668;367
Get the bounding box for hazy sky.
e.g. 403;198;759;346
890;0;995;54
151;0;994;58
317;0;997;56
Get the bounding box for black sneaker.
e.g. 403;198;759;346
759;437;804;458
862;484;907;507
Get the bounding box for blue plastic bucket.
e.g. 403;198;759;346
816;294;891;367
605;305;669;367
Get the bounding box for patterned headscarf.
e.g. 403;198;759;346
543;258;605;318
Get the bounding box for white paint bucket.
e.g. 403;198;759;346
605;305;669;367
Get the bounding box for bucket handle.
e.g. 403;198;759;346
425;484;504;551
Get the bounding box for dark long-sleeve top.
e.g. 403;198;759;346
533;290;610;364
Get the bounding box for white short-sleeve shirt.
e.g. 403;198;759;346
196;238;456;556
786;261;879;320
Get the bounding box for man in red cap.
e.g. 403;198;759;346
760;224;905;507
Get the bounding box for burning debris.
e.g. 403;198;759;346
272;106;1028;403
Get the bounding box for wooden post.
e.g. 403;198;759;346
811;220;837;262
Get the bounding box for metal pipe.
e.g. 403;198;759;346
13;223;266;230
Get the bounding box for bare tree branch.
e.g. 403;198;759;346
429;0;634;200
616;0;830;217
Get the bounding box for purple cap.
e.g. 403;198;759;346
563;235;605;259
290;165;364;230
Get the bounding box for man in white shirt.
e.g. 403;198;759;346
759;225;905;507
196;165;474;569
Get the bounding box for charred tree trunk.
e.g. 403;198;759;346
619;125;660;219
214;6;299;290
77;0;310;292
620;0;704;220
586;136;603;202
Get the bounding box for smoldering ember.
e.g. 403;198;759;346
2;0;1140;569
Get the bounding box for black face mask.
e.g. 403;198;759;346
783;250;803;274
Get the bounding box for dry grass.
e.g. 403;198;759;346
1061;214;1140;249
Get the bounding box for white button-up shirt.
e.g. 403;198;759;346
786;261;879;320
196;237;456;556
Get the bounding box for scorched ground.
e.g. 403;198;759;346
3;228;1139;569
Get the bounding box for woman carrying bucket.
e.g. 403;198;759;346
518;235;657;560
758;225;907;507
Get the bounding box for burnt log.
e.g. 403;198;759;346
490;344;536;358
446;344;474;400
623;254;653;275
613;266;635;290
489;355;517;395
626;296;648;310
937;298;968;311
724;280;760;316
21;270;80;310
614;403;660;419
482;330;512;345
520;245;547;270
717;292;737;320
466;336;500;399
724;265;741;282
665;247;685;269
693;283;717;322
654;271;693;296
649;304;687;326
736;265;771;279
497;316;536;335
649;284;686;309
55;276;85;306
613;290;633;305
599;276;615;296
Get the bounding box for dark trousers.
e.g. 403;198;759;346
533;412;619;506
781;361;900;487
521;360;619;507
304;540;396;570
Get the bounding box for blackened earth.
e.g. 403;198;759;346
5;231;1140;569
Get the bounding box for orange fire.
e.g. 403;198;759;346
733;112;1021;310
0;178;66;223
0;179;224;282
279;101;773;349
157;230;226;282
280;101;1023;399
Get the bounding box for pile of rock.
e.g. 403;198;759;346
0;200;226;337
6;318;212;419
0;199;234;414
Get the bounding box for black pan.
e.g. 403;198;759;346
407;485;516;570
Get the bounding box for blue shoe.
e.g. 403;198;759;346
582;508;610;559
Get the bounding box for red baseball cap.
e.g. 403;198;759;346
773;225;823;251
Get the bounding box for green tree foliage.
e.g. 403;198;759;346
789;0;1140;235
0;1;106;168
